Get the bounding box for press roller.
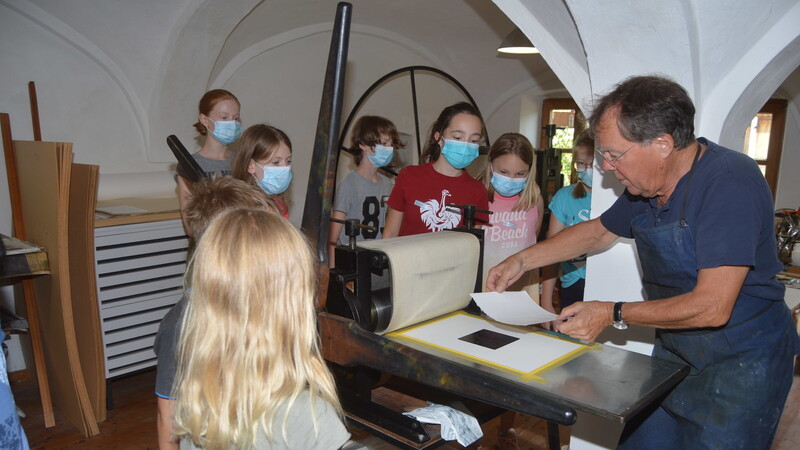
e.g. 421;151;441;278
327;230;481;335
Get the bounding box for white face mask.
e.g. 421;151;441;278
253;163;292;194
577;167;593;187
208;120;242;145
368;144;394;168
490;172;527;197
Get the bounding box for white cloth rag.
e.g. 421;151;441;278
403;402;483;446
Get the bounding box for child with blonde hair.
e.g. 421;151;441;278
173;209;348;449
478;132;544;294
477;132;543;449
154;178;280;450
541;132;595;319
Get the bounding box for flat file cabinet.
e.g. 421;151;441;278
94;218;188;379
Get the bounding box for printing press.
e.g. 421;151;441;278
301;4;689;448
321;214;690;449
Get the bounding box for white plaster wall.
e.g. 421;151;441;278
495;2;799;448
0;1;174;177
775;67;800;210
495;0;800;342
698;1;800;145
0;0;796;391
0;0;538;370
485;97;523;144
0;3;170;371
493;0;590;107
221;30;499;226
24;0;187;110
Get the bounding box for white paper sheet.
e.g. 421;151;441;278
470;291;557;325
393;313;586;375
95;205;147;215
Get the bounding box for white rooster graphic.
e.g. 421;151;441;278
417;189;461;232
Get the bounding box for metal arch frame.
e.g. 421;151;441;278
337;65;489;160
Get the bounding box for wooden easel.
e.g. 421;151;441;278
1;106;55;427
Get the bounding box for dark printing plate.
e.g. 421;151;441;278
459;329;519;350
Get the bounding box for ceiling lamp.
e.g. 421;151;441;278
497;27;539;54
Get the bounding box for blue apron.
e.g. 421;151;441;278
619;146;798;450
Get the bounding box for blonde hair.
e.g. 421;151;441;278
173;209;341;449
571;131;595;199
478;133;541;211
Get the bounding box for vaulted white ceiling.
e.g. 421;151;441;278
4;0;799;165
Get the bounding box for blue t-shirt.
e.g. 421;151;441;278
600;138;784;302
1;347;29;449
549;184;591;287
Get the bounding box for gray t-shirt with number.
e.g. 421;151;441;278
333;171;393;243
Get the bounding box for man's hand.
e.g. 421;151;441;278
486;254;525;292
555;301;614;342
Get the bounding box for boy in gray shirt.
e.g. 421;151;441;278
329;116;404;267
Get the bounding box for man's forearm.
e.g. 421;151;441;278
520;218;616;271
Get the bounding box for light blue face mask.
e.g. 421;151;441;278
440;139;479;169
254;164;292;194
209;120;242;145
491;172;527;197
577;168;593;188
367;144;394;168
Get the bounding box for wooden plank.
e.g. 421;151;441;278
95;212;181;228
1;113;55;427
28;82;41;142
94;218;185;238
68;163;106;422
15;140;98;435
95;197;179;215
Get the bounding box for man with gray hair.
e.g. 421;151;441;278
488;75;798;448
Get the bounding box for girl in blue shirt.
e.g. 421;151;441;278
541;133;594;320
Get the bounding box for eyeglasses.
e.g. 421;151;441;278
595;143;637;167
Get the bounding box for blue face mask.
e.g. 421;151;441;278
254;164;292;194
440;139;479;169
491;172;527;197
367;144;394;168
209;120;242;145
577;168;593;188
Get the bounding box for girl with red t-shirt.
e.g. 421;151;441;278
383;102;489;237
